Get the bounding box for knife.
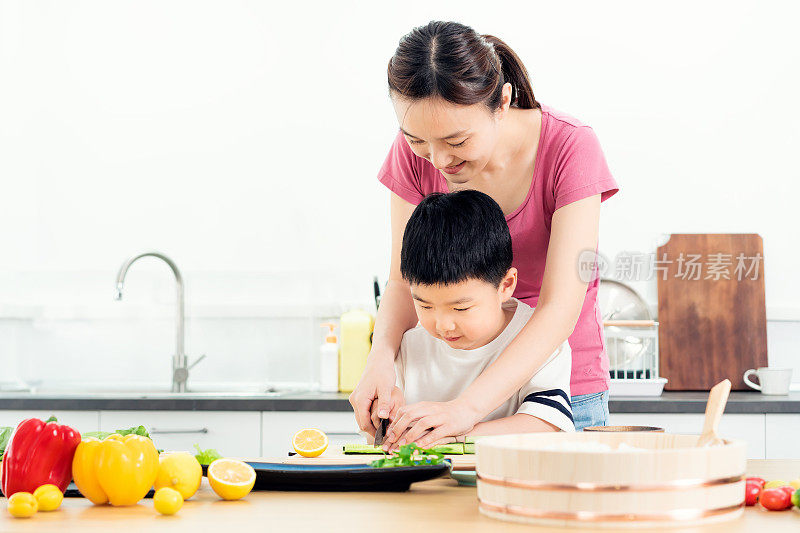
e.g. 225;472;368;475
373;276;382;310
374;418;389;447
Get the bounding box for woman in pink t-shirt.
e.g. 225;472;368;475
350;21;619;445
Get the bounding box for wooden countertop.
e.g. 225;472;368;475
0;459;798;532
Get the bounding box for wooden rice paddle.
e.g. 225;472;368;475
696;379;732;447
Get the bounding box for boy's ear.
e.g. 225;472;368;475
498;267;518;298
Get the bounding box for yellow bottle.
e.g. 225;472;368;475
338;309;375;392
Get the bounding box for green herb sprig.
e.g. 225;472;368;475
193;444;222;465
370;443;446;468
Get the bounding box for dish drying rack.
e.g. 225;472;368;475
604;320;667;396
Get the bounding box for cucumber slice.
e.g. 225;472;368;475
429;443;463;455
342;443;466;455
342;443;385;454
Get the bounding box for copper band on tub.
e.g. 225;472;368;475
478;499;745;523
476;471;744;491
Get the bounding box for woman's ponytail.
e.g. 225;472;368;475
388;21;540;112
482;34;539;110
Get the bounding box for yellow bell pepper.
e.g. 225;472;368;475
71;433;159;506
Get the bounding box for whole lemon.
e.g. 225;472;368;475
7;492;38;518
155;452;202;499
153;487;183;516
33;484;63;512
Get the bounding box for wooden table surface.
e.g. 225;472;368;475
0;459;798;532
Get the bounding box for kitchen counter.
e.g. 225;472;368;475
0;459;797;532
0;391;354;412
0;391;799;413
609;391;800;414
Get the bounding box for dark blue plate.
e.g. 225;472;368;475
64;461;450;496
243;461;450;492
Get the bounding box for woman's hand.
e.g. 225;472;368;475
348;347;398;435
381;399;479;451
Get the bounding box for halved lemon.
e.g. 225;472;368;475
292;428;328;457
207;459;256;501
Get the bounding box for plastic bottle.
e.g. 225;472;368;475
338;309;375;393
319;323;339;393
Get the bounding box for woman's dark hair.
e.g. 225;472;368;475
401;190;513;287
388;21;540;111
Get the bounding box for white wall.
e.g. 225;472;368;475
0;0;798;389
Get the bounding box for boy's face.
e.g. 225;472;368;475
409;269;517;350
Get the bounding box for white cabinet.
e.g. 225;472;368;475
607;413;766;459
765;414;800;459
0;410;99;432
99;411;261;458
0;407;787;460
262;411;364;458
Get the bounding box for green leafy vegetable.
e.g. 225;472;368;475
370;443;446;468
115;425;150;438
193;444;222;465
81;431;113;440
82;425;151;441
0;426;13;460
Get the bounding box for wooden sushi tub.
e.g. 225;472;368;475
476;432;746;529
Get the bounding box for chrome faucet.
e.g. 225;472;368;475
115;252;205;392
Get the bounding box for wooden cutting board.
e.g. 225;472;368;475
656;234;767;391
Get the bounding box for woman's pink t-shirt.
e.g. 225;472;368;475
377;104;619;396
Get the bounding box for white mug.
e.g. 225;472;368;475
743;367;793;395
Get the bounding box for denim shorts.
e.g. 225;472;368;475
570;390;609;431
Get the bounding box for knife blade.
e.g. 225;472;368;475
374;418;389;446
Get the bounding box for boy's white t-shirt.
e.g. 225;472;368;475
395;298;575;432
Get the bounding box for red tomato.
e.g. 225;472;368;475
744;482;761;506
759;488;792;511
778;486;795;500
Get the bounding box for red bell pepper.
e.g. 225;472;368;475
0;418;81;496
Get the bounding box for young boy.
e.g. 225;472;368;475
373;190;574;448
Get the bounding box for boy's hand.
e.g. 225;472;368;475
381;398;478;451
369;386;405;437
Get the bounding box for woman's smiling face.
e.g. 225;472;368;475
391;93;509;185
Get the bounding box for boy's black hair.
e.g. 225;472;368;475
400;190;513;287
